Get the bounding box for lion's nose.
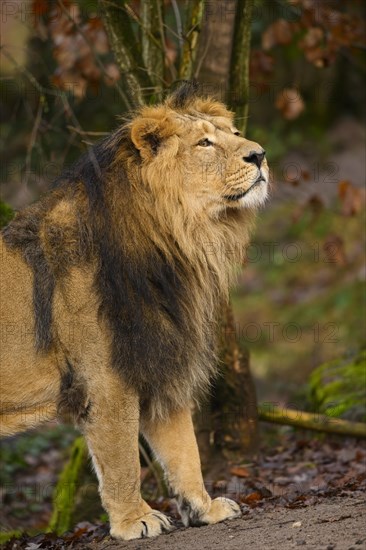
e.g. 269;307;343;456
244;150;266;169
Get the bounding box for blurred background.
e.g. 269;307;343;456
0;0;365;540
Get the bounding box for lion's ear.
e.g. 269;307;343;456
130;118;165;159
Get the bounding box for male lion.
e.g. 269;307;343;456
0;82;268;540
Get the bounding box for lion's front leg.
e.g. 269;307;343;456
81;370;173;540
141;408;241;527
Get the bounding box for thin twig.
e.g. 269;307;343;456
60;96;103;178
2;45;107;188
139;442;166;496
1;48;57;97
24;99;43;187
67;126;109;137
194;26;212;79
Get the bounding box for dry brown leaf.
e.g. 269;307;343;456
275;88;305;120
52;69;87;99
230;466;251;478
104;63;120;86
301;169;311;181
251;50;274;76
243;491;262;505
302;27;324;49
262;19;293;50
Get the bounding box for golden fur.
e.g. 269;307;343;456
0;83;268;539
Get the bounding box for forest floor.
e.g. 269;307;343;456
6;496;365;550
2;434;365;550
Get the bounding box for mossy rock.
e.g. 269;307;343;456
309;349;366;421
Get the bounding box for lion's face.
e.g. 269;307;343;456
130;100;269;218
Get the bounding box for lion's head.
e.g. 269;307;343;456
128;85;269;218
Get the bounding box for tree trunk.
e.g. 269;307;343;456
141;0;165;94
195;0;259;464
216;303;259;455
228;0;254;135
196;0;237;98
99;0;259;466
100;0;153;108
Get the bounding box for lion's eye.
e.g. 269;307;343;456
197;138;213;147
233;131;241;136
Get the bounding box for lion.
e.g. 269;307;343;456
0;82;268;540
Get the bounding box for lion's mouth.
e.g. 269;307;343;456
224;175;266;202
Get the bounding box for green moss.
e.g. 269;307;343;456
48;436;88;535
309;350;366;421
0;530;22;544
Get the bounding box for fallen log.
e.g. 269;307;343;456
259;405;366;439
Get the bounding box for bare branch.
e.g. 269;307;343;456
66;126;109;137
259;405;366;438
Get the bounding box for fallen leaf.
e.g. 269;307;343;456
242;491;262;505
230;466;251;478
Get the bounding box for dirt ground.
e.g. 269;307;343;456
2;436;366;550
94;497;366;550
4;495;365;550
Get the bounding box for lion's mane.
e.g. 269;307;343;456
2;83;255;419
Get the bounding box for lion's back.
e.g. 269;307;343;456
0;235;61;422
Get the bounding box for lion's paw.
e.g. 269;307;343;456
182;497;241;527
200;497;241;524
110;510;174;540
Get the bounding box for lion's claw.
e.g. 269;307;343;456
110;510;174;540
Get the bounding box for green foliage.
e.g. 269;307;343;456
48;436;88;535
309;350;366;421
0;200;13;228
0;530;22;544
